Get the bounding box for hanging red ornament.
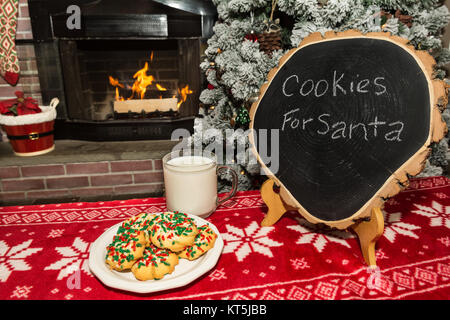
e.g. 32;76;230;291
207;83;215;90
244;30;258;42
245;11;258;43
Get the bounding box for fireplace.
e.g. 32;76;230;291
28;0;216;141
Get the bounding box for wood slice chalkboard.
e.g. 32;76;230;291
249;31;448;229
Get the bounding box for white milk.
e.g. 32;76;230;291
163;155;217;218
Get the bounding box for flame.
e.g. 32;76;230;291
115;87;124;101
129;62;155;99
177;85;193;109
108;52;193;109
156;83;167;91
109;76;124;88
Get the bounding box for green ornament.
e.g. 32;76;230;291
235;106;250;128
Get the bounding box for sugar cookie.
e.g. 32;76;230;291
105;229;146;271
131;245;179;280
178;224;217;260
148;212;199;252
118;212;156;245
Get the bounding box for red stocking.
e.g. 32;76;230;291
0;0;20;86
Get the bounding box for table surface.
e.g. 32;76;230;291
0;176;449;300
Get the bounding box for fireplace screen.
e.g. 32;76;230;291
55;39;201;140
62;39;194;121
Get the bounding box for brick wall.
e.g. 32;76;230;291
0;0;42;104
0;159;164;202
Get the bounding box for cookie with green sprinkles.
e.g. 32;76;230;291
131;245;179;281
105;228;146;271
117;212;157;245
178;224;217;261
148;211;199;252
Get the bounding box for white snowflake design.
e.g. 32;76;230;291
287;218;353;253
44;237;92;280
412;201;450;229
47;229;65;238
222;221;283;262
383;212;420;243
0;240;43;282
375;248;389;260
290;257;310;270
10;285;33;299
437;236;450;247
209;268;227;281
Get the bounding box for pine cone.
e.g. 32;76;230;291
380;9;413;28
258;29;282;57
380;10;392;20
394;10;413;28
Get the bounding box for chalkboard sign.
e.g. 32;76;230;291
250;31;447;229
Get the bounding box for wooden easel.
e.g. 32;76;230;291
260;179;384;266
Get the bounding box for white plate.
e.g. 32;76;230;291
88;214;224;294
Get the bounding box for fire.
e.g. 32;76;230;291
130;62;155;99
177;85;193;109
109;76;124;88
108;51;193;109
109;77;125;101
115;87;124;101
156;83;167;91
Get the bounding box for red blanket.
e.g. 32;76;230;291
0;176;449;300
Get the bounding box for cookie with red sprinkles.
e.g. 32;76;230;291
105;228;146;271
178;224;217;260
118;212;156;245
131;245;179;281
148;211;199;252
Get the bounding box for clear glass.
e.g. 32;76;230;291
162;149;238;218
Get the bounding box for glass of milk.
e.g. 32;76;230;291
162;149;238;218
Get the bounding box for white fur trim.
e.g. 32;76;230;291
0;98;59;126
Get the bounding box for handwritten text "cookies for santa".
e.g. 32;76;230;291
280;71;404;142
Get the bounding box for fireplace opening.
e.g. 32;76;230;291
55;38;201;141
63;39;197;121
69;39;188;121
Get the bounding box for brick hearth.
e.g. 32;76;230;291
0;139;177;205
